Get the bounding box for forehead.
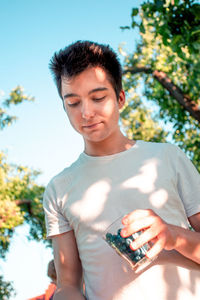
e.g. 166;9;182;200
61;66;113;95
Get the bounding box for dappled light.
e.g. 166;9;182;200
1;0;200;299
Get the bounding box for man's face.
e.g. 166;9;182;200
61;66;125;145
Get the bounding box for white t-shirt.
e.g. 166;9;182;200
43;141;200;300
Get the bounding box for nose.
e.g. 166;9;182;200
81;100;95;120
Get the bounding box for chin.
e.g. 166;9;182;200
86;134;110;143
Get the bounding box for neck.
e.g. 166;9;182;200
84;131;135;156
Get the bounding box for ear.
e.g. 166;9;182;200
118;90;125;109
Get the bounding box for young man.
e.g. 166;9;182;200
43;41;200;300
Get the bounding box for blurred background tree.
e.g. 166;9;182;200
0;87;47;298
120;0;200;171
0;275;15;300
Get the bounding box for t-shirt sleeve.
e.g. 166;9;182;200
43;180;72;238
175;146;200;217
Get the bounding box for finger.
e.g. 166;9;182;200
129;227;157;250
145;234;166;259
122;209;156;225
121;216;156;238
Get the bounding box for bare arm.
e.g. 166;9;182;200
174;212;200;263
121;209;200;264
52;230;85;300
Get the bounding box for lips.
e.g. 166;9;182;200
82;122;102;129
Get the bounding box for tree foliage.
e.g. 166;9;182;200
120;87;168;142
0;276;15;300
120;0;200;171
0;86;34;130
0;87;47;298
0;152;45;258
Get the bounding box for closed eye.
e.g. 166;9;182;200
67;101;80;107
93;96;106;101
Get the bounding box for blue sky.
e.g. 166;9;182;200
0;0;142;299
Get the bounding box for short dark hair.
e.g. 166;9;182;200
49;40;122;100
47;259;57;282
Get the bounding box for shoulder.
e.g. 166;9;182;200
138;141;199;178
135;141;185;172
45;154;83;196
137;140;179;156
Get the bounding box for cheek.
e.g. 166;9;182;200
101;101;119;117
66;110;81;127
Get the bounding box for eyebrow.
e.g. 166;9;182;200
88;87;108;95
63;87;108;99
63;93;78;99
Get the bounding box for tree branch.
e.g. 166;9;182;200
123;66;152;75
123;67;200;123
153;70;200;123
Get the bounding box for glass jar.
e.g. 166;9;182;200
103;216;157;273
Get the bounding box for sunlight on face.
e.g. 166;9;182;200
60;66;125;152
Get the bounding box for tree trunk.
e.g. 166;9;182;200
123;67;200;123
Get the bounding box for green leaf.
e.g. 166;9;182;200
131;21;138;28
139;22;145;33
120;26;131;31
131;8;139;17
192;42;200;50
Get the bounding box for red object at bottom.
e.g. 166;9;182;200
28;282;57;300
